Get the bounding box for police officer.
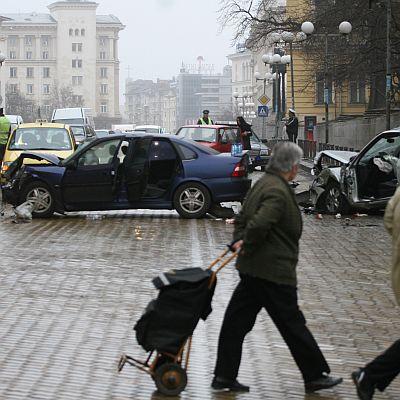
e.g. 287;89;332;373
197;110;214;125
0;108;11;161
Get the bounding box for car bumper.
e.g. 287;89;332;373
1;182;20;206
207;177;251;202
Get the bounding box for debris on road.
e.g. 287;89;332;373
225;218;235;224
316;213;323;220
13;201;35;223
335;213;342;219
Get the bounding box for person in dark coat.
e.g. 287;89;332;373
212;142;343;393
236;116;252;150
285;108;299;143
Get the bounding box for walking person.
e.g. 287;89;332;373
197;110;213;125
236;116;252;150
352;187;400;399
212;142;343;393
0;108;11;161
285;108;299;143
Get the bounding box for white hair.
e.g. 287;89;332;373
268;141;303;173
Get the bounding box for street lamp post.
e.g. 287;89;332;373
254;69;273;138
301;20;352;144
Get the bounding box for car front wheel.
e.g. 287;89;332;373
320;181;348;214
173;182;211;219
21;181;55;218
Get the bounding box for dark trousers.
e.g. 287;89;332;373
0;144;5;162
287;132;297;143
364;339;400;391
214;274;330;383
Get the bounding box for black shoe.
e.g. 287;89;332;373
305;373;343;393
351;368;375;400
211;376;250;392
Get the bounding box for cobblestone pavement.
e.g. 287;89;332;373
0;171;399;399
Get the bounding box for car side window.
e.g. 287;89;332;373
149;140;176;161
78;139;120;166
359;136;400;165
177;144;197;160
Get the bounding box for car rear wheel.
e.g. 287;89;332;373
320;181;349;214
21;181;55;218
173;182;211;219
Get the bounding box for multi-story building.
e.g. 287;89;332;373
0;0;124;125
176;63;233;127
124;78;175;129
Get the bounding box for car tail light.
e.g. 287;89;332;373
232;161;246;177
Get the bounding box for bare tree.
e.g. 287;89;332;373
5;86;38;122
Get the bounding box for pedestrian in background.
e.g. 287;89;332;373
197;110;213;125
212;142;343;393
0;108;11;161
352;187;400;399
236;116;252;150
285;108;299;143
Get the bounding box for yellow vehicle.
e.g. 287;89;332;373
1;121;76;175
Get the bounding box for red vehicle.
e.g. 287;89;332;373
175;124;270;169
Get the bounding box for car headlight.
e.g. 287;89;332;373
1;161;12;174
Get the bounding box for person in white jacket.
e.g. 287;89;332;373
352;187;400;399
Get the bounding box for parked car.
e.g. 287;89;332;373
51;107;95;128
70;125;96;145
133;125;166;134
175;124;270;169
95;129;115;138
2;133;251;219
310;128;400;213
1;121;76;177
5;115;23;132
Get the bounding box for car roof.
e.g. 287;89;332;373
16;122;69;129
178;124;235;129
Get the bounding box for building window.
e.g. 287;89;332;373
69;29;73;36
72;59;83;68
43;105;51;115
100;67;108;78
43;67;50;78
72;76;83;86
9;83;18;94
75;29;80;36
42;51;49;60
42;36;49;47
9;51;16;59
100;84;108;94
81;29;85;36
25;36;33;46
349;76;366;104
9;67;17;78
99;36;107;46
315;73;333;104
100;102;108;113
8;36;17;46
99;51;106;60
72;43;83;52
72;95;83;104
26;51;32;60
27;84;34;95
43;84;50;94
26;67;34;78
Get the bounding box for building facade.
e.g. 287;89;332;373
0;0;124;124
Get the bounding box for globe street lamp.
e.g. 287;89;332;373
301;20;352;144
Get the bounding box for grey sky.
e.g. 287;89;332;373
1;0;236;84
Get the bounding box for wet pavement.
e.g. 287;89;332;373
0;171;399;399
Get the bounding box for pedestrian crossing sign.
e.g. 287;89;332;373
258;94;270;105
258;106;269;117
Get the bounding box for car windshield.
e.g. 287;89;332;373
8;127;72;151
250;130;261;144
360;133;400;164
95;130;109;138
53;118;84;125
177;127;217;143
70;126;85;138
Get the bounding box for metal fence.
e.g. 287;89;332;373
266;139;357;160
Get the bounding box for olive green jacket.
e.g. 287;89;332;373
383;187;400;305
233;169;303;287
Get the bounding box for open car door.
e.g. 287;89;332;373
124;137;152;202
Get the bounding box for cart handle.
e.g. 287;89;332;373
207;248;239;288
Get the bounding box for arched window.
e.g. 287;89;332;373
81;29;85;36
69;28;73;36
75;29;79;36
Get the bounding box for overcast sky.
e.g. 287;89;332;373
1;0;236;85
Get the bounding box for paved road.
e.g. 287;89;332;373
0;172;399;399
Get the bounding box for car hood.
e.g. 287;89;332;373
314;150;358;164
13;152;62;166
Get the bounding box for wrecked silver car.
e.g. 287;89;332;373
310;128;400;214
